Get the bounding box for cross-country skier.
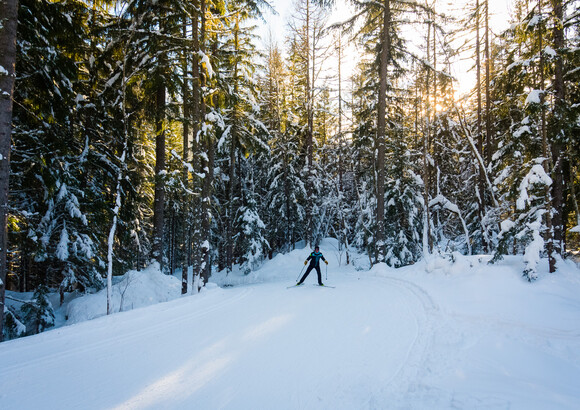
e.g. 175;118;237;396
297;245;328;286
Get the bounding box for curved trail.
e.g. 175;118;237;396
0;274;435;410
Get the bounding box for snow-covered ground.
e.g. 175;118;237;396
1;239;580;409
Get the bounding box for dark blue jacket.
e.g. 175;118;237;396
307;251;326;268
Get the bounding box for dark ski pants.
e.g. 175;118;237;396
299;265;322;285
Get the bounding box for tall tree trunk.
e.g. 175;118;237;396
181;19;190;295
337;31;349;264
538;0;556;272
106;148;126;315
337;32;342;151
475;0;488;252
305;0;314;247
227;128;236;272
200;136;213;284
152;2;167;268
376;0;391;262
422;19;432;257
198;0;212;285
284;151;291;248
226;15;240;273
484;0;492;166
0;0;19;341
152;76;166;267
550;0;565;256
432;12;437;117
190;0;202;291
482;0;492;252
475;0;482;144
107;47;131;314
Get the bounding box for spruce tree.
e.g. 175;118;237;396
0;0;19;341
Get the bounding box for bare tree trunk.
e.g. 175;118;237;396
198;0;212;285
181;18;190;295
538;0;556;272
337;32;342;150
152;3;167;268
376;0;392;263
550;0;565;256
337;32;349;264
484;0;492;166
152;77;166;267
483;0;493;252
0;0;19;341
422;19;432;257
190;0;202;291
475;0;488;252
227;121;236;272
200;136;213;284
107;46;131;314
226;15;240;273
305;0;314;247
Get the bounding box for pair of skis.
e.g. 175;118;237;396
291;262;332;288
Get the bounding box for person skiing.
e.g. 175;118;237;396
297;245;328;286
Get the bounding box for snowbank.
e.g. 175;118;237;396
66;262;181;324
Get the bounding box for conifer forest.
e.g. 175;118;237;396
0;0;579;340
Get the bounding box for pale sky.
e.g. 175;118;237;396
256;0;513;99
260;0;511;45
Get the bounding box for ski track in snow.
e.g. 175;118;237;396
0;287;254;375
1;250;580;410
0;275;436;410
277;276;435;410
0;287;256;410
372;276;440;401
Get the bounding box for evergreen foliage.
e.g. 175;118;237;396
1;0;579;340
21;284;55;334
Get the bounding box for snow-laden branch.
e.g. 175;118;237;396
516;163;552;210
454;105;499;207
198;51;214;79
429;194;472;255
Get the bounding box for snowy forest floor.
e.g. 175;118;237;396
1;239;580;409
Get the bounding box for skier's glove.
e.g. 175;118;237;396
325;260;328;265
304;261;308;265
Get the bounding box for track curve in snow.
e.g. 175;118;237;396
0;274;437;410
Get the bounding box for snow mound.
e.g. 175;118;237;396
66;262;181;324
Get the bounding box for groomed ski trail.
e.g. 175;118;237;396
0;273;435;410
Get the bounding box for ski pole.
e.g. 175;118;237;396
296;265;306;282
325;263;328;281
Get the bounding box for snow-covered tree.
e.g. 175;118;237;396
0;0;19;341
11;0;103;294
238;157;269;274
21;284;55;335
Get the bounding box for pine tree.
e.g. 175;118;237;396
21;284;54;335
211;3;269;273
483;0;580;276
11;0;103;296
0;0;19;341
489;2;555;278
259;40;305;253
343;0;436;263
349;61;378;258
238;157;269;274
286;0;334;247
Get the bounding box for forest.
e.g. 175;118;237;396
0;0;578;341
